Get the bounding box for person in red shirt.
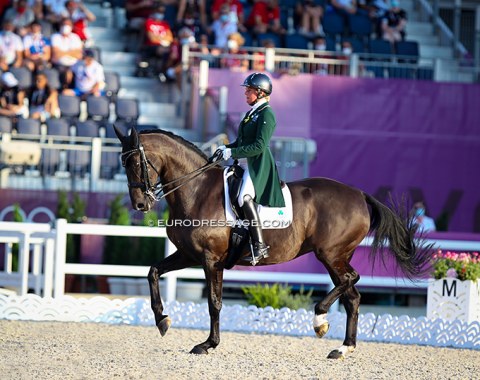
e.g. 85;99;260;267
246;0;285;35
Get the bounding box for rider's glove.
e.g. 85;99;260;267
221;147;232;160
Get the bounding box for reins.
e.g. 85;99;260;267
121;143;219;202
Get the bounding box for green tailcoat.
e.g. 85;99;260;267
227;103;285;207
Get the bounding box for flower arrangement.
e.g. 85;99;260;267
431;250;480;282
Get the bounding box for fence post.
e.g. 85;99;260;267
349;53;359;78
198;60;209;140
453;0;461;57
164;239;177;302
219;86;228;134
265;47;275;72
43;237;55;297
18;232;30;296
90;138;102;192
54;218;68;298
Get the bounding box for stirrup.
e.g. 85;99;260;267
245;241;269;266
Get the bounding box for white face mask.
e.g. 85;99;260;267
315;44;326;51
227;39;238;50
342;47;352;55
61;25;72;35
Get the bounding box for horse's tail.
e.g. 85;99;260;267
364;193;434;279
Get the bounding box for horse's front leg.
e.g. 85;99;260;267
190;256;224;355
148;250;198;337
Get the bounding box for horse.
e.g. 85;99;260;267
114;126;431;359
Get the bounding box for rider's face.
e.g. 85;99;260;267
244;87;258;106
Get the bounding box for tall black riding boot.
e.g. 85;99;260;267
242;195;269;265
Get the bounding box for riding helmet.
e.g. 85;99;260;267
241;73;272;95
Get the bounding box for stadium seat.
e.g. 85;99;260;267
240;31;254;48
46;118;70;136
101;151;120;178
86;96;110;125
256;32;282;48
115;98;139;125
0;116;12;133
368;39;393;58
75;120;100;138
9;67;32;90
342;37;365;53
58;94;81;123
39;68;61;90
285;33;310;50
322;12;345;38
88;46;102;63
106;121;129;139
348;13;372;42
104;71;121;101
395;40;419;63
16;118;41;135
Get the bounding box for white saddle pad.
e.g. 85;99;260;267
223;168;293;229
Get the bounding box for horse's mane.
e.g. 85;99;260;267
139;129;209;160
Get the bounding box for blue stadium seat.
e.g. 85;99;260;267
104;71;121;101
115;98;139;126
58;94;81;123
395;40;419;63
342;37;365;53
322;12;345;37
16;118;41;135
256;32;282;48
9;67;32;91
348;13;372;41
285;33;309;50
46;118;70;136
240;31;254;47
86;96;110;125
39;68;61;91
0;116;12;133
368;39;392;58
75;120;100;138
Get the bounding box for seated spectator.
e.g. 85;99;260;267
44;0;68;27
246;0;285;35
176;0;207;30
28;72;59;121
330;0;358;16
411;201;436;233
211;0;246;32
3;0;35;35
136;4;173;77
51;18;83;76
125;0;154;31
0;71;26;118
296;0;324;37
0;20;24;71
311;36;329;75
64;0;96;44
23;20;52;72
380;0;406;44
209;3;238;48
63;49;105;99
220;32;248;72
175;8;207;42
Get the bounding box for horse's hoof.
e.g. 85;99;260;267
327;349;345;360
314;322;330;338
157;316;171;337
190;346;208;355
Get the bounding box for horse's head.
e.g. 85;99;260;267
114;125;159;212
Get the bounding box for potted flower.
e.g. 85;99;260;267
427;250;480;323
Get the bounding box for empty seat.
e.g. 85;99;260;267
395;40;419;63
0;116;13;133
256;32;282;48
285;33;309;50
9;67;32;90
106;121;129;139
322;12;345;37
104;71;121;101
75;120;100;138
240;31;254;48
368;39;393;57
86;96;110;124
16;118;41;135
58;94;81;122
46;117;70;136
115;98;139;125
100;151;120;178
348;13;372;41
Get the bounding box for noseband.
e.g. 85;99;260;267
121;142;219;202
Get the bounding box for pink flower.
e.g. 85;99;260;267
446;268;458;278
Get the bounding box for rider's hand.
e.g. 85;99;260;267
208;148;223;163
222;148;232;160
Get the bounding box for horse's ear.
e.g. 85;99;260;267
113;124;125;142
130;127;139;147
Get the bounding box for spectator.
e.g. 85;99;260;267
44;0;68;26
23;20;52;72
411;201;436;233
209;3;237;48
211;0;246;31
63;49;105;99
176;0;207;30
330;0;358;16
221;32;248;72
380;0;406;44
296;0;324;37
125;0;154;31
28;72;59;120
311;36;329;75
175;8;207;42
136;4;174;77
0;71;26;118
246;0;285;35
51;18;83;75
0;20;24;71
64;0;96;44
3;0;35;33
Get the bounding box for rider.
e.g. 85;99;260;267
217;72;285;264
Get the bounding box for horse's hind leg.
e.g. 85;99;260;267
148;250;198;337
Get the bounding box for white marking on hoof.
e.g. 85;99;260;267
313;313;329;338
313;313;328;328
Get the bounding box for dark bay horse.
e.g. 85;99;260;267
114;127;431;359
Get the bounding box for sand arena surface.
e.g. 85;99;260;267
1;320;479;380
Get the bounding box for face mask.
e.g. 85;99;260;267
181;37;194;45
184;18;194;25
315;44;326;51
227;39;238;50
152;13;164;20
415;208;425;217
61;25;72;34
220;14;229;22
342;47;352;55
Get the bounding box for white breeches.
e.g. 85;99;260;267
238;165;255;207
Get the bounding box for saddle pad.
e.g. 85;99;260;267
223;168;293;229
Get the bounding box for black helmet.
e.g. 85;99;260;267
241;72;272;95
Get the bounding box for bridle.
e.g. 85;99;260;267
121;142;220;203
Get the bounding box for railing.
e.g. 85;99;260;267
3;219;480;303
